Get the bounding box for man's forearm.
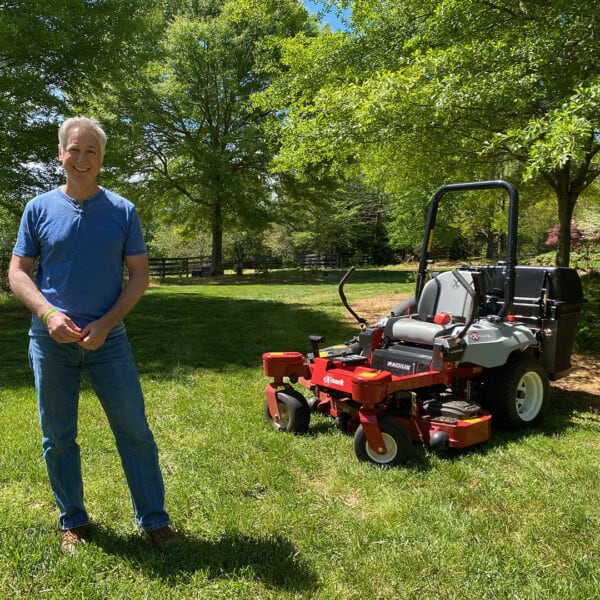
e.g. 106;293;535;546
8;256;52;319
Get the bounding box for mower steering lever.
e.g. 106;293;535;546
338;266;367;326
309;334;325;359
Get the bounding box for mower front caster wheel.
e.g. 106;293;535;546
264;390;310;434
353;416;412;467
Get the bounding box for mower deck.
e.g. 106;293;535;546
263;352;493;454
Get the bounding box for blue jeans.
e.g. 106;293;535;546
28;332;170;532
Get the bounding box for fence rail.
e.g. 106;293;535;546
300;253;341;268
147;257;211;278
147;253;369;277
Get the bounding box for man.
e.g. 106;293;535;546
8;117;179;552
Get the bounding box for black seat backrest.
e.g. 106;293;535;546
416;277;440;321
417;270;474;321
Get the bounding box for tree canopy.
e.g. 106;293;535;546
264;0;600;265
0;0;152;214
1;0;599;274
89;0;316;274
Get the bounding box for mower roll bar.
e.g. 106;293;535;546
415;180;519;321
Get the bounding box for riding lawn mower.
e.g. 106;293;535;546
262;181;585;466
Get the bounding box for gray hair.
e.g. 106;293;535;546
58;116;107;158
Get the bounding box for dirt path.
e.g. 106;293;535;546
347;295;600;405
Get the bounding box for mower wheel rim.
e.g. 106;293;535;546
275;402;290;429
515;370;544;422
365;432;398;464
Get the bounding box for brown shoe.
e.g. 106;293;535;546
61;525;90;552
146;525;182;550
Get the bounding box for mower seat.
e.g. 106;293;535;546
385;270;475;346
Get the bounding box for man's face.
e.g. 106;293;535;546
58;126;103;185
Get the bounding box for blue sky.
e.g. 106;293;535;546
301;1;350;31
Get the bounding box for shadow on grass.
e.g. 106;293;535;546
301;387;599;472
0;303;33;389
0;292;359;388
153;268;417;287
127;293;358;379
91;525;319;594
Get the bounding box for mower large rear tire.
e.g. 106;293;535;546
353;416;412;467
484;354;549;429
264;390;310;434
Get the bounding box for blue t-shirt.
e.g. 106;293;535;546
13;187;147;333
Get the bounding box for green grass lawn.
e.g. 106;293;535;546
1;269;599;599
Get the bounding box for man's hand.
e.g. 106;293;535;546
45;310;84;344
77;320;110;351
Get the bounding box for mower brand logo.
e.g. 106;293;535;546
386;361;412;372
323;375;345;386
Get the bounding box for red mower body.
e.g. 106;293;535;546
263;349;492;461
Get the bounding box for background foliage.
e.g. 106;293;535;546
1;0;600;284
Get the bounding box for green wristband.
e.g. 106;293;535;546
42;307;58;325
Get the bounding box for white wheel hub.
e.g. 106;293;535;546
515;371;544;422
366;432;398;464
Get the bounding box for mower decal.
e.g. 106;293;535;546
462;417;484;424
470;332;480;342
357;371;380;378
386;361;412;372
323;375;345;386
427;230;434;252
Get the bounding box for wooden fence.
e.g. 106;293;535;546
147;253;360;277
148;257;211;278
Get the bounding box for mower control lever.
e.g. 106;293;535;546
309;334;325;359
338;266;368;327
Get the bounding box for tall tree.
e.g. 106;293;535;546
96;0;316;275
0;1;156;291
0;0;155;213
266;0;600;266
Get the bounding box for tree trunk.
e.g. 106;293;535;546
496;231;505;258
554;168;578;268
484;227;494;260
210;199;224;276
